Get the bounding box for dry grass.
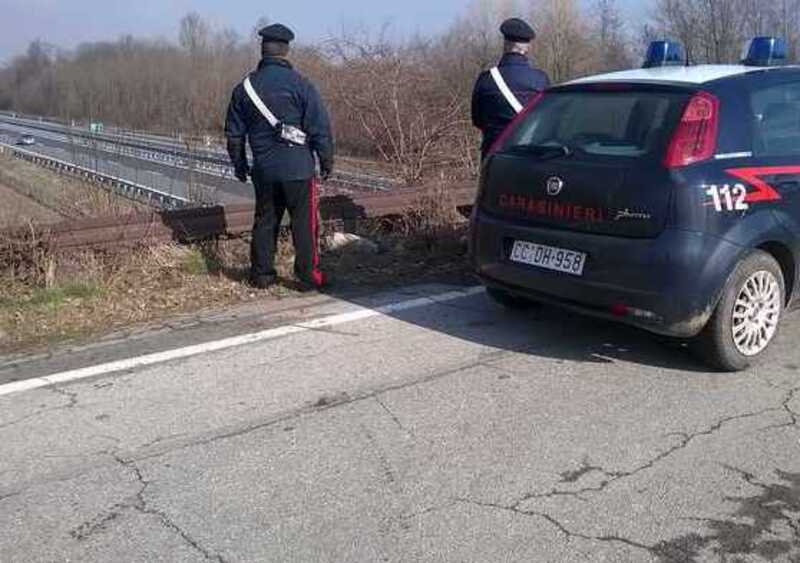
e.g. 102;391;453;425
0;241;283;352
0;161;472;353
0;152;145;223
336;155;398;179
0;221;471;354
0;183;61;228
394;181;467;250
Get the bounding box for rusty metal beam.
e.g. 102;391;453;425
0;185;476;253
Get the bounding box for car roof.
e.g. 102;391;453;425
567;65;790;86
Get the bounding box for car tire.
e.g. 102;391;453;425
696;250;785;372
486;287;540;309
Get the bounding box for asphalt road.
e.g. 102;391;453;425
0;283;798;562
0;122;253;205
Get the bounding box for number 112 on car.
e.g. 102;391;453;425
706;184;750;213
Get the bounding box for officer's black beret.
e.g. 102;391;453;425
258;23;295;44
500;18;536;43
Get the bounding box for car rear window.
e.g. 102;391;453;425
751;81;800;157
500;89;689;160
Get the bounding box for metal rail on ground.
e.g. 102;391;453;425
0;187;477;252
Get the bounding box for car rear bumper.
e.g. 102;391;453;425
470;211;745;338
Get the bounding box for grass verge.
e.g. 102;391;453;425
0;151;145;223
0;211;471;354
0;283;103;311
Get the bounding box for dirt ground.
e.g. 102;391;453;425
0;183;62;228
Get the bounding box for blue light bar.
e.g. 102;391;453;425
643;41;685;68
742;37;787;66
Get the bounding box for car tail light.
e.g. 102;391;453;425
486;91;546;157
664;91;720;168
609;304;663;323
610;304;629;317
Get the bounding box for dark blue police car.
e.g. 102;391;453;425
470;37;800;371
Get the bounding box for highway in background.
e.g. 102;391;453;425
0;120;252;205
0;114;398;207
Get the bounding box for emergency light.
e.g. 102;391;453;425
741;37;787;66
643;41;685;68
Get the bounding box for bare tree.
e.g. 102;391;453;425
531;0;594;83
592;0;633;71
179;12;210;57
325;32;471;183
650;0;800;64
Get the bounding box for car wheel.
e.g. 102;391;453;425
486;287;539;309
696;250;785;372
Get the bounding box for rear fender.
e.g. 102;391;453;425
707;211;798;310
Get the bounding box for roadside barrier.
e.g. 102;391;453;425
0;142;191;209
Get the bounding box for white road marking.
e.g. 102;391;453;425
0;286;485;398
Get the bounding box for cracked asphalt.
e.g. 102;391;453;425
1;283;799;562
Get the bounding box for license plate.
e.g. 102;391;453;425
510;241;587;276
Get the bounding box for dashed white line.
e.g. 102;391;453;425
0;286;484;398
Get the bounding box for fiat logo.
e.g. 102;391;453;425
546;176;565;196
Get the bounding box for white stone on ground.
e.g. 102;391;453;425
325;232;379;254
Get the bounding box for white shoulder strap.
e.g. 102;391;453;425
243;76;279;128
490;67;523;114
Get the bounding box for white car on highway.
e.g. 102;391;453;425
15;135;35;146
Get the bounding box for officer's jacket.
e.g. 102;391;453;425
225;57;334;182
471;53;550;155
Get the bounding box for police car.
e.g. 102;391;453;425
470;37;800;371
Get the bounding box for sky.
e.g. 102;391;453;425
0;0;646;63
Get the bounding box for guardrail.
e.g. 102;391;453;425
0;142;192;209
0;110;192;149
0;186;477;252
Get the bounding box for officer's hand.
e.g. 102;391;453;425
235;165;250;183
320;166;333;182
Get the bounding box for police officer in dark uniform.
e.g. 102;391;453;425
225;23;334;290
471;18;550;158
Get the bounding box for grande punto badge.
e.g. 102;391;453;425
546;176;564;196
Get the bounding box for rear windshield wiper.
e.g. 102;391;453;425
505;144;573;161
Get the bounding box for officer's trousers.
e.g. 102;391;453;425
250;169;325;287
